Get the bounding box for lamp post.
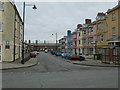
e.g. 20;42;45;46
52;33;58;51
21;2;37;64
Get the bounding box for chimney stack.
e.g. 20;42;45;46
77;24;82;28
36;40;38;44
85;19;91;24
67;30;71;36
97;12;106;17
29;40;31;44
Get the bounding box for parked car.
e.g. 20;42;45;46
68;54;85;60
34;51;39;55
62;53;71;59
29;51;38;58
55;52;62;56
61;53;67;58
45;50;48;53
50;51;57;55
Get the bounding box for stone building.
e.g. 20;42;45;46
0;0;23;62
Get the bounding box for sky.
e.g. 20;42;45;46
15;1;118;43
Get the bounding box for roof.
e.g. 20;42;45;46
102;46;120;49
107;2;120;13
29;43;60;46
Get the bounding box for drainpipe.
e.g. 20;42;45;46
13;7;16;61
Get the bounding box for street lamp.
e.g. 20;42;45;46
52;33;58;51
21;2;37;64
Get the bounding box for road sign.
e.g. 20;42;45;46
6;40;10;44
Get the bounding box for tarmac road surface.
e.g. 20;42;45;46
2;52;119;88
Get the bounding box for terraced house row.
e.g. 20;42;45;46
59;2;120;57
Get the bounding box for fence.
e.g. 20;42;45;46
101;46;120;65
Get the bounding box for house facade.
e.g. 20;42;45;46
0;1;23;62
96;13;108;54
107;3;120;46
72;32;77;54
87;21;97;55
82;19;91;55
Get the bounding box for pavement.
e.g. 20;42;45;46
66;59;120;67
1;57;38;70
1;55;120;70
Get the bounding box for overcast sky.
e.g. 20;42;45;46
15;2;117;43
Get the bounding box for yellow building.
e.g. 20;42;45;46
0;0;23;62
107;3;120;45
96;3;120;53
96;13;108;53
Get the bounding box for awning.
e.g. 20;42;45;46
108;35;120;42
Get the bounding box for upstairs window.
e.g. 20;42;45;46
0;2;4;10
83;30;86;35
89;27;93;32
112;27;116;36
98;35;104;41
112;13;116;21
0;24;2;31
89;37;93;43
79;40;81;44
98;22;104;30
79;32;81;36
82;39;86;44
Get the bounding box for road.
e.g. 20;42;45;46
2;52;118;88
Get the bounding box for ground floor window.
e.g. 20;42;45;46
90;48;93;55
82;48;86;55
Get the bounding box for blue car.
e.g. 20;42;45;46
55;52;62;56
62;53;71;59
50;51;57;55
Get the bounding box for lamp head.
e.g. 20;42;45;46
32;5;37;10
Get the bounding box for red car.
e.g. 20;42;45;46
68;54;85;60
29;52;37;58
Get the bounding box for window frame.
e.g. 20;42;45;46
98;22;104;30
0;24;2;32
112;13;116;21
0;2;4;11
112;27;116;35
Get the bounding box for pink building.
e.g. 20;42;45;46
72;32;77;54
82;19;92;55
87;21;97;55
